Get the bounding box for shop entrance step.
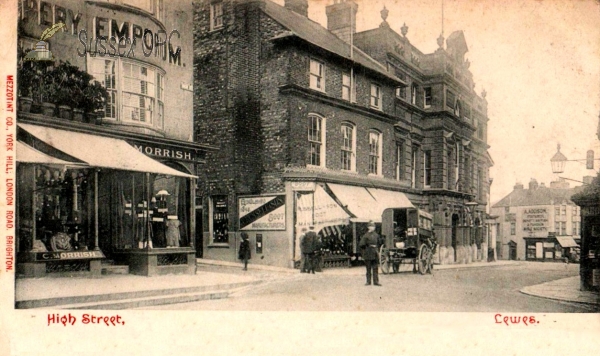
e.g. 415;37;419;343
101;265;129;275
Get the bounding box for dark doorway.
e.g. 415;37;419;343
509;243;517;260
195;207;203;258
452;214;459;262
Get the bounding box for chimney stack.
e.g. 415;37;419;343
528;178;538;191
326;0;358;44
284;0;308;17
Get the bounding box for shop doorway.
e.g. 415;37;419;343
452;214;459;262
509;241;517;260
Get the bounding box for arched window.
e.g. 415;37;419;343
340;123;356;171
368;130;382;176
308;114;326;167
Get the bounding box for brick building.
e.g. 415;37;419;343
193;0;493;268
491;178;585;262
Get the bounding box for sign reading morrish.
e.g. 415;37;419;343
130;142;205;163
35;250;105;261
239;195;286;231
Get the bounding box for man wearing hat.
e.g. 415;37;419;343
359;221;382;286
301;225;318;274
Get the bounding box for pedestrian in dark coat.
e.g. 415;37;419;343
359;221;382;286
238;232;251;271
301;225;317;274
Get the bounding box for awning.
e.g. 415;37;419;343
16;141;87;166
556;236;579;248
19;124;196;178
327;183;381;222
366;187;415;211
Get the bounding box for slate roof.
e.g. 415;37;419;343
262;0;405;85
492;186;585;208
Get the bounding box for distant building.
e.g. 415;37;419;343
491;178;585;262
193;0;493;268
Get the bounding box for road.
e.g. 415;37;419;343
143;262;597;312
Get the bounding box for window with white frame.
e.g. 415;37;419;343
555;221;566;235
89;57;165;128
396;142;404;180
210;1;224;31
411;145;418;188
424;150;432;187
310;60;325;91
455;142;460;189
396;86;406;100
368;130;382;175
340;123;355;171
561;205;567;215
342;73;352;101
370;84;382;110
424;87;432;108
308;114;325;167
411;84;417;105
510;222;515;235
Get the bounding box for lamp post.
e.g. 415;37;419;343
550;144;599;291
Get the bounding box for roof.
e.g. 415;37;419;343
262;1;404;85
492;186;585;208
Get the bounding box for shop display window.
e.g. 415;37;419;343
21;166;93;253
97;171;189;252
211;195;229;244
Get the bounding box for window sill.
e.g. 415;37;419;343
367;173;384;178
209;26;224;33
309;87;326;93
370;105;382;111
207;244;229;248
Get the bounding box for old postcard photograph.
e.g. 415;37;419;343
1;0;599;354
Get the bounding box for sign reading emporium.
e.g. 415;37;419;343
522;208;548;233
239;195;286;231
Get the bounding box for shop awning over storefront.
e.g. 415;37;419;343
19;124;196;178
556;236;579;248
16;141;87;166
327;183;414;223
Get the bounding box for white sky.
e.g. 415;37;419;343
280;0;600;204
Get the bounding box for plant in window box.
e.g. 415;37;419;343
16;48;51;113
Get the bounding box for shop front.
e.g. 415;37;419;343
291;181;415;268
523;235;579;262
16;123;199;277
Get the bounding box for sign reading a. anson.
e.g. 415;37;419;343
522;208;548;233
239;195;286;231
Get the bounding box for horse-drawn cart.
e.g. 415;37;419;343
378;208;437;275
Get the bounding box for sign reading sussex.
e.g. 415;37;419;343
239;195;286;231
522;208;548;234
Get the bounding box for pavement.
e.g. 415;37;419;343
13;259;598;309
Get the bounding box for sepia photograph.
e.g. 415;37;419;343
1;0;600;354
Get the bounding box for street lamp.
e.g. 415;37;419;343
550;144;568;174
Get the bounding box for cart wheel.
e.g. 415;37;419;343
379;246;390;274
417;244;431;275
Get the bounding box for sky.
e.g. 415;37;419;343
276;0;600;204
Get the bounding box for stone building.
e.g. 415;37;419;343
193;0;493;268
491;178;585;262
16;0;211;277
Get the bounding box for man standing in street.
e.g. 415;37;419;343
359;221;382;286
301;225;317;274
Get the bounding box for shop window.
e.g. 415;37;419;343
97;171;190;250
368;130;382;175
89;57;165;129
308;114;326;167
340;123;355;171
310;60;325;91
211;195;229;244
210;1;224;30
